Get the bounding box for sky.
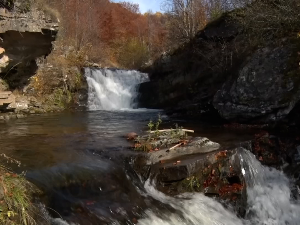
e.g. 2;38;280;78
113;0;164;14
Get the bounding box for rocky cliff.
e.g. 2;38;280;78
139;6;300;124
0;0;58;113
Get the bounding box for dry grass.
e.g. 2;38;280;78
0;155;46;225
233;0;300;39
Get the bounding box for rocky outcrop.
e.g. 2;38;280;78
0;2;58;90
140;8;300;124
214;43;300;123
130;131;246;216
0;91;15;111
139;13;246;118
0;1;59;114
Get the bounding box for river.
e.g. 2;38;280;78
0;68;299;224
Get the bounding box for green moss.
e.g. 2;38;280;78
44;88;74;111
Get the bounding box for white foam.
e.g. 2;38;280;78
139;148;300;225
139;180;242;225
85;68;149;110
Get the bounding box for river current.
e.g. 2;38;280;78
0;111;299;225
0;69;299;224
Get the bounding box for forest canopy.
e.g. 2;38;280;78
34;0;272;69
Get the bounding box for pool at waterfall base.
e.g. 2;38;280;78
0;110;299;225
0;68;299;225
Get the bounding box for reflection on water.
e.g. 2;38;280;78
0;111;157;169
0;111;255;170
0;111;277;224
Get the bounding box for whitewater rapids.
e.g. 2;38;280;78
138;148;300;225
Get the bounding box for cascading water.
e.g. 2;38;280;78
139;148;300;225
85;68;149;110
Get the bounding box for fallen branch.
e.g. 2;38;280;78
169;143;183;150
148;129;194;134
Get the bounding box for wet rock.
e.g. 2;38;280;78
132;148;247;217
130;131;245;214
147;137;220;165
33;165;147;225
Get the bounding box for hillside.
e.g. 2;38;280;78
139;0;300;125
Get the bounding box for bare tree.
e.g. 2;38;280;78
163;0;208;46
119;1;140;14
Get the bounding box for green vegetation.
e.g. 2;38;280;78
147;115;162;136
134;116;190;152
28;43;90;111
0;155;41;225
45;88;72;110
183;176;202;192
115;39;150;69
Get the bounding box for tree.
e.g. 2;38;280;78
119;1;140;14
163;0;208;47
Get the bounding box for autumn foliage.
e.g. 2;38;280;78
40;0;168;69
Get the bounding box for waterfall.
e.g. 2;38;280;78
139;148;300;225
85;68;149;110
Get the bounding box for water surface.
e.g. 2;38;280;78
0;111;298;224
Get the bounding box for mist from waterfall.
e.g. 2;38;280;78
85;68;149;111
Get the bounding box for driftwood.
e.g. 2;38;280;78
148;129;194;134
169;143;183;150
146;137;221;165
149;138;182;148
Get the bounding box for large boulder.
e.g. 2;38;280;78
131;134;246;217
141;5;300;124
214;44;300;123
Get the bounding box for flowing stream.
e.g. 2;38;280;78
139;149;300;225
0;69;299;224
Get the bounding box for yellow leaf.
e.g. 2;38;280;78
7;211;15;218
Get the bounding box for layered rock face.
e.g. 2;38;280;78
0;1;58;112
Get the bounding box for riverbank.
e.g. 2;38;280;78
0;156;46;225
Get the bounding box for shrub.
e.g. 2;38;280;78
114;39;150;69
234;0;300;38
